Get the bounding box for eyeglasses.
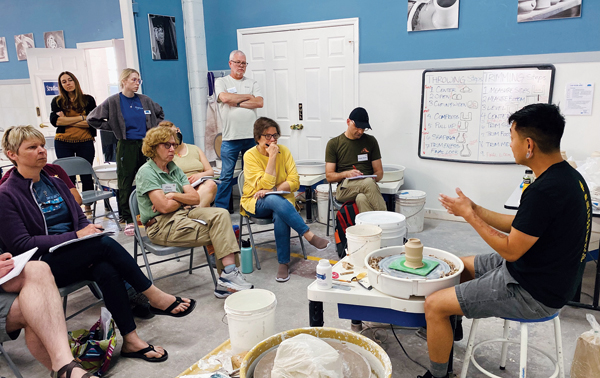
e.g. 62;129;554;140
160;142;179;150
230;60;248;67
131;78;143;85
262;133;280;140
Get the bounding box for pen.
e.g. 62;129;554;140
353;165;357;170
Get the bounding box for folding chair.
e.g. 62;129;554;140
326;182;342;236
129;190;218;287
52;157;121;230
237;171;307;270
0;342;22;378
58;280;103;321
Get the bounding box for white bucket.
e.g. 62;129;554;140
316;183;336;224
396;190;427;233
346;224;382;268
224;289;277;353
355;211;407;247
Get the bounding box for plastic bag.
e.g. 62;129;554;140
571;313;600;378
577;157;600;202
271;334;343;378
68;307;117;376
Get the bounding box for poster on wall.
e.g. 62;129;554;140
0;37;8;62
148;14;178;60
14;33;35;61
44;30;65;49
518;0;582;23
407;0;460;32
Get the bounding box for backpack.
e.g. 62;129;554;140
334;201;360;259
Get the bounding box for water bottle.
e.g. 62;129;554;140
522;169;534;192
316;259;332;289
240;239;253;274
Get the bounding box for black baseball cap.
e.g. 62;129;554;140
349;107;371;129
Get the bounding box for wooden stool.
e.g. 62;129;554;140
461;313;564;378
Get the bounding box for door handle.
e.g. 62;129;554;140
290;124;304;130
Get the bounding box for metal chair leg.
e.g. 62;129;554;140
204;246;218;288
299;234;307;259
0;343;24;378
189;248;194;274
245;216;261;270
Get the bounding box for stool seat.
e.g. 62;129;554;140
461;313;564;378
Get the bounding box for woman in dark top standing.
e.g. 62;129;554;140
50;71;97;208
87;68;164;224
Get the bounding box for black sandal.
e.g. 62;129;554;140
51;360;93;378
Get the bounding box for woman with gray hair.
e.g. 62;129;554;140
0;125;195;364
87;68;164;225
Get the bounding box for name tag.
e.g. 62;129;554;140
227;87;237;94
162;184;176;193
144;110;151;115
357;154;368;162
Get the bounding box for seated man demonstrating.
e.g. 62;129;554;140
0;252;92;377
135;127;253;299
0;163;83;205
325;107;386;212
419;103;591;378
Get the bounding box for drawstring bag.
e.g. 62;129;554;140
571;313;600;378
68;307;117;376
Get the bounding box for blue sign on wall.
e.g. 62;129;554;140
44;82;59;95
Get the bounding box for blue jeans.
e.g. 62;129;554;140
215;138;256;209
248;195;310;264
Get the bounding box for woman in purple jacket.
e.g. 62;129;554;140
0;126;195;363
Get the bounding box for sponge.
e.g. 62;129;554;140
389;256;439;276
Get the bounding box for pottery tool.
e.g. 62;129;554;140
351;273;372;290
333;278;352;283
389;256;439;276
340;271;354;275
332;283;352;291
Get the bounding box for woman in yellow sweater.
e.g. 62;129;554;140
159;121;217;207
241;117;330;282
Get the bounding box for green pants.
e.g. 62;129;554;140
117;139;146;222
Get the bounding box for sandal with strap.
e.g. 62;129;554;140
51;360;93;378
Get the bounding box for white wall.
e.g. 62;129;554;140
360;61;600;216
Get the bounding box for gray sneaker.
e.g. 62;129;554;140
217;267;254;295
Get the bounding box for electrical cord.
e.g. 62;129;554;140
390;324;428;370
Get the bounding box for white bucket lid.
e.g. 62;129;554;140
346;224;382;237
224;289;277;315
396;190;426;200
355;211;406;228
316;183;336;193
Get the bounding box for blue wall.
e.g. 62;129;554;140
204;0;600;71
0;0;122;80
134;1;193;143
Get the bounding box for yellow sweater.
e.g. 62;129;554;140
241;145;299;215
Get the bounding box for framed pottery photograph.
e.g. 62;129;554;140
44;30;65;49
148;14;178;60
0;37;8;62
518;0;582;23
14;33;35;61
408;0;460;32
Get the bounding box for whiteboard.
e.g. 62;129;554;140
419;65;555;164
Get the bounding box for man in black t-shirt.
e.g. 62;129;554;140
325;107;386;212
417;103;591;378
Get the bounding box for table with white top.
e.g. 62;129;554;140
505;185;600;312
378;178;404;211
299;173;326;223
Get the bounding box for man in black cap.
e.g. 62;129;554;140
325;107;386;212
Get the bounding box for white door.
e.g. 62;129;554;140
26;48;89;134
240;22;356;160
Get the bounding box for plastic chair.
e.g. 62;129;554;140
461;312;564;378
129;190;218;286
326;182;342;236
237;171;307;270
52;157;121;230
58;280;103;321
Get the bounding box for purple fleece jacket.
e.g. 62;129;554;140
0;169;89;259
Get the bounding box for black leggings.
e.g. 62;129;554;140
41;235;152;335
54;140;96;192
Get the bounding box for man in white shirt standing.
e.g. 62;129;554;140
214;50;264;210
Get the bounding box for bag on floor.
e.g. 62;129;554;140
571;313;600;378
68;307;117;376
334;201;359;259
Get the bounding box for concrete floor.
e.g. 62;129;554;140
0;195;597;378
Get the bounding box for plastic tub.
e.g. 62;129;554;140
380;164;405;183
316;183;336;224
295;160;326;175
355;211;407;247
346;224;382;268
396;190;427;233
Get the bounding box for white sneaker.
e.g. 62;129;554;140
218;267;254;292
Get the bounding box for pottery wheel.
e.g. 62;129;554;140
253;340;371;378
380;255;450;279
